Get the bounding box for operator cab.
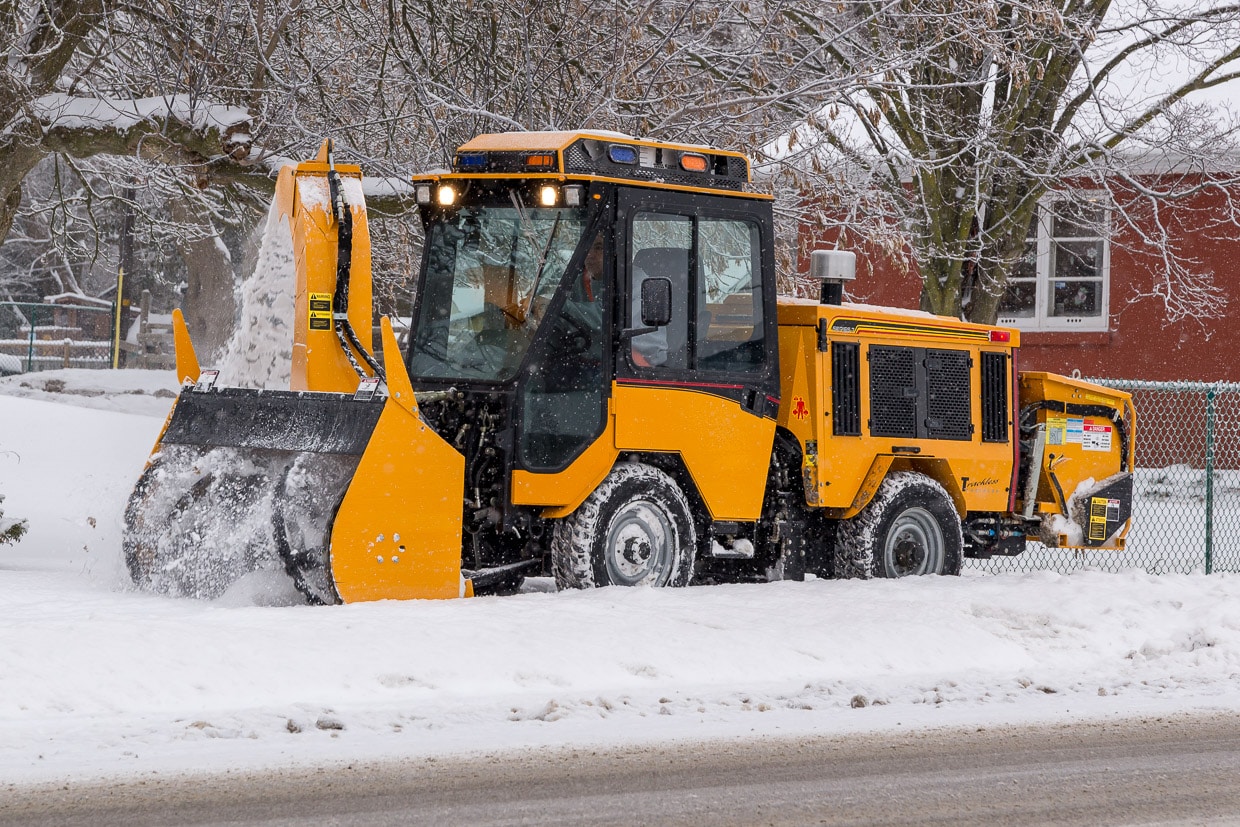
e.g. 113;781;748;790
405;132;779;562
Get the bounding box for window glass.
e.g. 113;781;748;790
630;213;691;369
1048;239;1104;318
409;196;587;381
997;197;1108;331
1052;202;1105;238
997;277;1036;318
1051;279;1101;317
999;236;1038;318
519;233;607;469
696;218;764;372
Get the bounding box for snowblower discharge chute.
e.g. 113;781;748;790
125;132;1136;604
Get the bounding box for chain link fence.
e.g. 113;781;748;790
968;378;1239;576
0;301;119;373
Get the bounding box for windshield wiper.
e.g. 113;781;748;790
508;189;564;317
524;214;563;314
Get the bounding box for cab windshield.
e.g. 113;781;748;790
408;193;589;382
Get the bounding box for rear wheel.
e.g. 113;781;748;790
834;472;963;579
551;462;695;590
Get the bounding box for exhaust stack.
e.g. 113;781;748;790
810;249;856;306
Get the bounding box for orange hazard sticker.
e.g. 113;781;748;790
792;397;809;420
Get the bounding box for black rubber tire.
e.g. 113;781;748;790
833;472;963;580
551;462;696;589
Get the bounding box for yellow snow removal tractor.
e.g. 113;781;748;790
123;132;1136;602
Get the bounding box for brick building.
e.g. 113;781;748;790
821;176;1240;382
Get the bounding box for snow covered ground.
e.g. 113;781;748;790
2;369;1240;787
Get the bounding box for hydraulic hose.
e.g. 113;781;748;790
325;140;385;382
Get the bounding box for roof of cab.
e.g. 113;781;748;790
456;131;750;165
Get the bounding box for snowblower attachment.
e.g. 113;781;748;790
124;145;467;603
1018;372;1136;550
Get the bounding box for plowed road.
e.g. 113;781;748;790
7;713;1240;826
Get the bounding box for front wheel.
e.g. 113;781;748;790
551;462;696;589
834;472;963;579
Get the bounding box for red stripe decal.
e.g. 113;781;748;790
616;378;746;392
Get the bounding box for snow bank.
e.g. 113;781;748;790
2;374;1240;786
0;368;180;416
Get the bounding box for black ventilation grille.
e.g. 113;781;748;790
865;345;975;441
832;342;861;436
923;349;972;441
981;351;1010;442
868;346;918;438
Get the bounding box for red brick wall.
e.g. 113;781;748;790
799;181;1240;382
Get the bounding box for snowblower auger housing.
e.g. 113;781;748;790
125;144;466;602
126;131;1136;603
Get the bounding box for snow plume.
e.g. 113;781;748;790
218;200;295;388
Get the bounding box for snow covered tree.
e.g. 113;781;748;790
0;0;366;348
6;0;1238;341
765;0;1240;324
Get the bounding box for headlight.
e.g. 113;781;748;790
437;185;457;206
539;185;558;207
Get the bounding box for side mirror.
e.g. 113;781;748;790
640;277;673;328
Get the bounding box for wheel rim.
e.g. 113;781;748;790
883;507;945;576
604;498;677;586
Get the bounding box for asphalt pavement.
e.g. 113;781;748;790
6;712;1240;826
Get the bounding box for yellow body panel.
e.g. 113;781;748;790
416;171;774;201
171;309;200;386
328;320;465;602
422;131;769;201
613;383;775;521
777;298;1021;347
328;400;465;602
510;400;621;517
278;157;374;394
456;130;750;172
511;381;777;522
777;299;1018;519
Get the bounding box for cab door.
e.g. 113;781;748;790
612;188;779;521
514;228;611;473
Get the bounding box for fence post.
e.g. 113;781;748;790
111;267;125;369
25;305;37;373
1205;386;1216;575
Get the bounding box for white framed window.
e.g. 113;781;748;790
997;196;1110;332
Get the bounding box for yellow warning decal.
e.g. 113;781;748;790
1089;496;1109;541
310;292;333;331
1047;416;1066;446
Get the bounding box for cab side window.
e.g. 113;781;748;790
696;218;763;372
627;211;764;374
629;213;691;370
